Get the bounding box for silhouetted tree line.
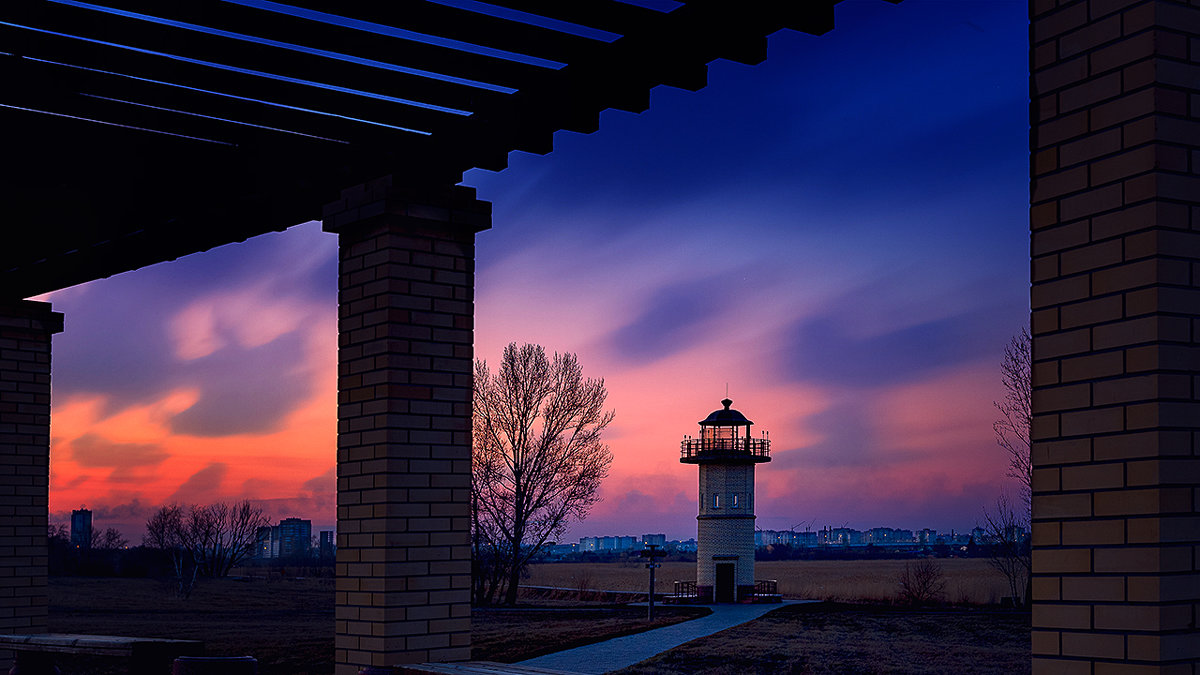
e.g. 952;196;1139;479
47;500;279;591
47;523;161;577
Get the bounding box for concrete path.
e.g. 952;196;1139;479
517;601;810;674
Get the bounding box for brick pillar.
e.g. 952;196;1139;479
324;179;489;673
1029;1;1200;672
0;301;62;644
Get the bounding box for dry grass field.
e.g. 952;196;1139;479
526;558;1011;605
48;576;335;675
41;562;1026;675
617;602;1031;675
473;605;709;663
43;576;703;674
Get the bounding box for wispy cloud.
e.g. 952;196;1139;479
42;1;1029;543
167;462;229;505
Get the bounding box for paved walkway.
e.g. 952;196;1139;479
517;601;809;674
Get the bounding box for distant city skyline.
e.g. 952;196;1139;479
43;0;1027;542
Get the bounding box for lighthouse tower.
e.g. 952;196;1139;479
680;398;770;603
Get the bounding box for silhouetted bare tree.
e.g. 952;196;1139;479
994;329;1032;509
188;500;268;577
472;343;614;605
90;527;129;550
144;500;267;597
897;558;946;606
144;504;197;598
982;492;1031;607
986;329;1032;607
47;523;69;543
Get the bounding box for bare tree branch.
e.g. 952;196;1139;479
982;493;1032;608
985;328;1032;608
994;328;1032;511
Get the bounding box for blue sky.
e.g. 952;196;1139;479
43;0;1031;542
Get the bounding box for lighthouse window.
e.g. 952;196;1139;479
712;494;720;508
702;426;735;442
731;495;740;508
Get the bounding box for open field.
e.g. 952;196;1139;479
526;558;1011;605
618;602;1031;675
48;577;335;675
44;577;703;674
43;564;1028;674
473;605;708;663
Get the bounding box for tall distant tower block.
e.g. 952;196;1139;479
680;399;770;603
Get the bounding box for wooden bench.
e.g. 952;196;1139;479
0;634;204;675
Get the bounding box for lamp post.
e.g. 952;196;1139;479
640;543;667;620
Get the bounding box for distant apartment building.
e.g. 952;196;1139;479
256;526;277;559
278;517;311;557
824;527;864;546
642;534;666;547
70;508;92;549
254;517;313;559
578;535;673;552
544;543;578;557
578;535;639;552
319;530;335;559
866;527;914;544
756;529;820;547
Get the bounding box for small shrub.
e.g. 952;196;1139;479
897;558;946;606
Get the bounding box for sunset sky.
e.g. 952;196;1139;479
38;0;1029;543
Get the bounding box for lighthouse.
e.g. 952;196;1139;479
680;398;771;603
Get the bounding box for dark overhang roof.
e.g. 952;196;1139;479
1;0;896;299
699;398;752;426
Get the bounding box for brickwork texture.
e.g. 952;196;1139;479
696;463;757;588
0;301;62;645
1029;1;1200;671
324;179;489;673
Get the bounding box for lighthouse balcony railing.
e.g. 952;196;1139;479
680;437;770;460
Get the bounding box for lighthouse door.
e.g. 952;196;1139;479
714;563;736;603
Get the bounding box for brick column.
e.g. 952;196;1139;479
0;301;62;645
323;179;489;673
1029;1;1200;672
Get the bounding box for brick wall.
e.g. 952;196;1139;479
696;463;757;590
323;178;489;673
1029;1;1200;671
0;301;62;646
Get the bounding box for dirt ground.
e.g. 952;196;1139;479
618;602;1032;675
526;558;1011;604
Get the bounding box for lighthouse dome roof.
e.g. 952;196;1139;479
699;398;752;426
